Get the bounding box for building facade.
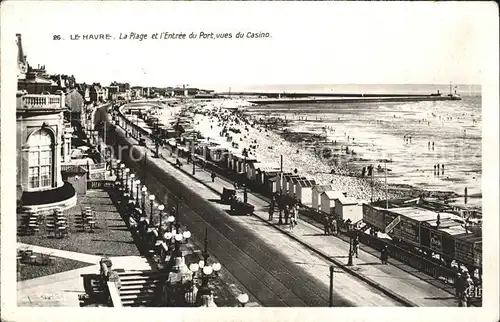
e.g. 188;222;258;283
16;34;76;212
16;92;77;211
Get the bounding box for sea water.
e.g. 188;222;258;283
245;95;481;206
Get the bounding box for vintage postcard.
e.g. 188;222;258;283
1;1;498;322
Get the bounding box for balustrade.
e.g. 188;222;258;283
19;94;63;110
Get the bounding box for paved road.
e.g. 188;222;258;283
109;113;402;306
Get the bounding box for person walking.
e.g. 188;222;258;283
330;217;338;235
380;245;389;264
323;214;330;235
458;290;468;307
464;272;474;306
289;206;297;232
353;237;359;258
211;172;216;182
455;272;464;298
268;203;275;221
284;205;290;225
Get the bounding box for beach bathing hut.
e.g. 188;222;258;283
257;164;280;188
291;177;307;197
311;185;335;210
281;173;295;195
226;149;239;172
285;175;300;196
247;162;266;182
205;145;228;165
239;156;257;178
320;190;345;215
268;176;280;194
335;196;363;223
296;179;314;206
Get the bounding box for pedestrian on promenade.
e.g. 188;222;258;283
380;245;389;264
330;217;338;235
268;204;275;221
284;205;290;225
434;164;437;175
323;214;330;235
455;272;464;298
353;237;359;258
289;206;297;232
458;291;468;307
436;164;440;176
464;272;474;303
211;172;216;182
441;164;445;175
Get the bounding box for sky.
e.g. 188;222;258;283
1;1;497;90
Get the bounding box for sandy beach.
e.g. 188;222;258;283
153;96;481;210
158;100;406;202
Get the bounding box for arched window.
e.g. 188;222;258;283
27;129;53;189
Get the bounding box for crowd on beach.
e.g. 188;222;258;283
172;101;401;202
152;97;481;206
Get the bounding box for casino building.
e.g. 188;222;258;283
16;34;77;212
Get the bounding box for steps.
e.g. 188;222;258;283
118;270;164;307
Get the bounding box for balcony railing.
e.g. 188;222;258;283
19;94;64;110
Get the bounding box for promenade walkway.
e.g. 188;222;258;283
131;128;458;307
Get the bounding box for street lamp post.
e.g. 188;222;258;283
157;204;165;236
167;215;175;233
120;164;125;187
189;228;221;307
135;179;141;205
124;168;130;194
192;148;196;175
347;237;353;266
109;155;114;177
278;155;283;225
141;186;147;213
115;160;121;181
329;265;334;307
149;195;156;223
129;174;135;197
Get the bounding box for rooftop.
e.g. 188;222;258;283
388;206;455;222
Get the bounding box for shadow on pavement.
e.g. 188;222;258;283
91;239;136;244
356;262;384;266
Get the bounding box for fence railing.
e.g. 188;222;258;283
107;281;123;307
19;94;64;110
88;180;115;189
